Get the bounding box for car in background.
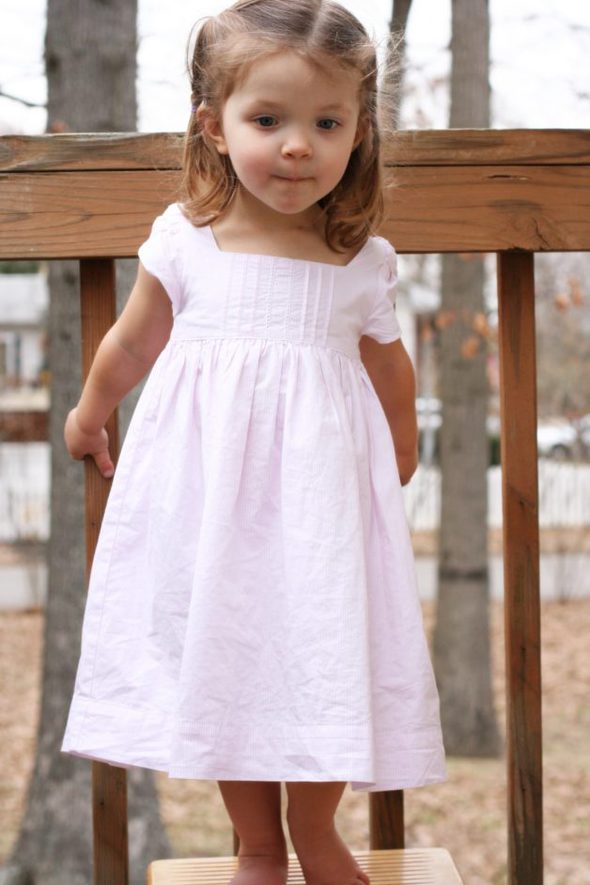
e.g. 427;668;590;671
536;419;578;460
417;398;580;464
574;414;590;460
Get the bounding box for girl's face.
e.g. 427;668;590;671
202;51;365;223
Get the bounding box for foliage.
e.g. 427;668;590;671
535;252;590;418
0;261;41;275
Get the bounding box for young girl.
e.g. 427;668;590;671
62;1;446;883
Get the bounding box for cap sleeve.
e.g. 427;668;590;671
137;205;182;313
361;236;402;343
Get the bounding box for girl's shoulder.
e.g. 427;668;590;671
145;203;212;255
363;234;398;284
152;202;189;230
366;233;397;259
150;202;207;229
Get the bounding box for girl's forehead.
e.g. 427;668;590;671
231;51;361;103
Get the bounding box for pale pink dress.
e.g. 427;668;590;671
61;202;446;792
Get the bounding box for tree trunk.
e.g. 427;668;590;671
1;2;171;883
384;0;413;129
432;0;502;756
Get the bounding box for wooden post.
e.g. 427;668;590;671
496;252;543;885
369;791;404;849
79;258;128;885
92;762;128;885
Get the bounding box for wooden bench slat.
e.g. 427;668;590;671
147;849;463;884
1;130;589;172
1;165;589;258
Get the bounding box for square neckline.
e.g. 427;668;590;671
206;223;370;269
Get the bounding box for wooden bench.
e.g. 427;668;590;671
147;848;463;884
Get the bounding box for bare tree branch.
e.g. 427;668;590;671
0;87;46;109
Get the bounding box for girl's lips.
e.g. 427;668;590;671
276;175;310;182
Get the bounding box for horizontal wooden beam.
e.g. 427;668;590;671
0;133;184;173
381;165;590;252
1;129;589;172
383;128;590;166
1;163;588;257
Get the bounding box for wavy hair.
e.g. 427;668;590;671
179;0;397;254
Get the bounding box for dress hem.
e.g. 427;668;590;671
61;745;447;793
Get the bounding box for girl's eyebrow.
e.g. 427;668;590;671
245;99;352;113
318;103;351;112
246;101;282;111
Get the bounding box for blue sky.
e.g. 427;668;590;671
1;0;589;134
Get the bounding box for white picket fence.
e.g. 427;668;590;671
0;443;49;542
2;443;590;542
403;461;590;532
2;443;590;608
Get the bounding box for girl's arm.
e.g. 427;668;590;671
64;263;174;477
359;335;418;485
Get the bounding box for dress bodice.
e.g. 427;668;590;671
138;203;401;361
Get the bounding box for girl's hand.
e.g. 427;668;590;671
64;407;115;479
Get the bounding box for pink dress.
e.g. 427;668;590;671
61;203;446;792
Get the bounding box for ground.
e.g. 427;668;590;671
1;600;588;885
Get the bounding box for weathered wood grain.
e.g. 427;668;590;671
381;165;590;252
1;165;589;257
80;259;128;885
383;128;590;166
497;253;543;885
370;790;405;850
0;171;179;258
92;762;128;885
1;129;589;171
0;132;184;172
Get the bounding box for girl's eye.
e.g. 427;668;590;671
317;119;339;130
254;116;277;128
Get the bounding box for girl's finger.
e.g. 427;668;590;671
93;450;115;478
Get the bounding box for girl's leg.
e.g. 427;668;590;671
285;782;370;885
217;780;289;885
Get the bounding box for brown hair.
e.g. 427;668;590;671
179;0;396;254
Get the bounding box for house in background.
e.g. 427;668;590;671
0;270;49;606
0;270;48;386
0;270;49;441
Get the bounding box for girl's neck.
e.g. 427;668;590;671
227;185;324;236
210;188;357;264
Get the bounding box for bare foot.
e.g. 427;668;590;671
292;824;370;885
228;847;289;885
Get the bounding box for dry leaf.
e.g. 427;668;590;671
554;292;570;311
435;310;456;330
461;336;481;359
568;277;583;306
421;325;435;343
472;313;490;338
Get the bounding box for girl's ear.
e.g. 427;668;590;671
197;103;229;155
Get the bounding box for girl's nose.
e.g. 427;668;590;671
281;131;312;159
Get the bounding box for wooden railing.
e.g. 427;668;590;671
1;128;589;884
